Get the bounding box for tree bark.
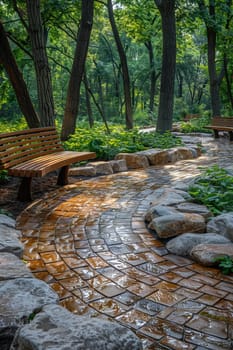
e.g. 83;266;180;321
155;0;176;133
26;0;55;126
107;0;133;129
61;0;94;141
0;21;40;128
198;0;221;117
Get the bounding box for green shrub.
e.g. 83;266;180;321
64;125;183;160
0;170;9;184
188;165;233;215
180;115;211;133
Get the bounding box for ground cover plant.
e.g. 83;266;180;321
179;115;211;134
64;124;183;160
188;165;233;215
188;165;233;274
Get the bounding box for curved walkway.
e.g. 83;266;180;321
17;134;233;350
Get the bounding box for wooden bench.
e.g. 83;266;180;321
205;117;233;141
0;127;96;201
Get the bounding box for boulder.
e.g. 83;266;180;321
207;213;233;241
0;278;58;350
69;166;96;177
0;253;32;280
175;147;195;160
149;213;205;238
146;188;192;207
190;243;233;266
174;202;212;220
166;233;231;257
0;225;23;257
0;214;16;228
137;149;170;165
89;161;114;175
11;304;142;350
109;159;128;172
115;153;149;169
145;205;178;223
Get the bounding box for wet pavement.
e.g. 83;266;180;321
17;134;233;350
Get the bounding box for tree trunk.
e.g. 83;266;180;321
0;21;40;128
83;71;94;128
145;40;157;117
61;0;94;141
107;0;133;129
155;0;176;133
198;0;221;117
26;0;55;126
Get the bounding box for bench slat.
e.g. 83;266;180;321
8;151;96;177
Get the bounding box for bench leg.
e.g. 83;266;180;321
18;177;32;201
57;166;69;186
229;131;233;141
213;130;219;138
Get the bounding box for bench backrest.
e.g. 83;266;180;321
211;117;233;127
0;127;64;170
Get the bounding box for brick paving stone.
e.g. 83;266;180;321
17;136;233;349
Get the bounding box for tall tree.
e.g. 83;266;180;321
155;0;176;132
198;0;223;117
26;0;55;126
107;0;133;129
61;0;94;140
0;20;40;128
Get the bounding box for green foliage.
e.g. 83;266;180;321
64;124;183;160
213;256;233;275
0;170;9;184
188;165;233;215
0;118;27;133
180;114;211;133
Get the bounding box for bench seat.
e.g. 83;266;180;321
205;117;233;141
0;127;96;201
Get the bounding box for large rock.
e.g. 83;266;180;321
174;147;195;160
69;166;96;177
0;253;32;280
109;159;128;172
166;233;231;257
0;278;59;350
174;202;212;220
11;304;142;350
190;243;233;266
149;213;205;238
115;153;149;169
146;188;192;207
137;149;170;165
145;205;178;223
89;161;114;175
0;214;16;228
207;213;233;241
0;225;23;257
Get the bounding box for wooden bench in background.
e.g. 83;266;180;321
0;127;96;201
205;117;233;141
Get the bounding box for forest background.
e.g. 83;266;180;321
0;0;233;143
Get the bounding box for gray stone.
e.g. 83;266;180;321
11;304;142;350
0;253;32;280
109;159;128;172
190;243;233;266
0;278;58;350
89;161;114;175
145;205;178;223
175;147;196;160
69;166;96;177
149;213;206;238
166;233;231;256
167;148;180;163
207;213;233;241
115;153;149;169
147;188;192;207
0;225;23;257
0;214;16;228
137;149;170;165
174;202;212;219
